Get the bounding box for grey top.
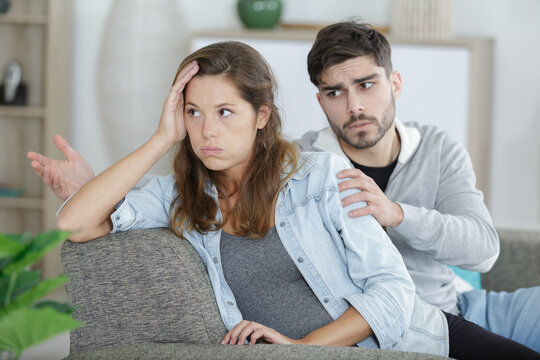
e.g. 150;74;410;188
220;227;333;340
297;120;499;314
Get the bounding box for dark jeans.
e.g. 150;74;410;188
444;311;540;359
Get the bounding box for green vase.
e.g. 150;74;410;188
0;0;11;14
237;0;282;29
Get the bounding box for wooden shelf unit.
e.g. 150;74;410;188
0;197;44;210
0;0;72;278
0;105;46;118
0;14;48;25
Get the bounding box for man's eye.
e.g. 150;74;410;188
362;82;374;89
219;109;232;117
327;90;342;97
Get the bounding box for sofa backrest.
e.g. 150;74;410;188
483;229;540;292
61;228;227;354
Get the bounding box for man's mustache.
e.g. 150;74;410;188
343;114;378;130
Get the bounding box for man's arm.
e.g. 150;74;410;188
338;140;498;273
27;134;95;201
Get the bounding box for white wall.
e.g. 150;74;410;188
72;0;540;230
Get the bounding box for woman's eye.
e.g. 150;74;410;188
362;82;374;89
187;108;200;117
219;109;232;117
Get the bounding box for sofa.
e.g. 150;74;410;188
61;228;540;359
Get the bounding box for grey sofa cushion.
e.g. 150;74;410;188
61;228;227;353
65;342;449;360
483;229;540;292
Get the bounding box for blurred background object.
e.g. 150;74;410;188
237;0;283;29
0;60;27;106
0;0;10;14
391;0;454;39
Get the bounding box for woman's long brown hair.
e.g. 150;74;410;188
170;41;298;239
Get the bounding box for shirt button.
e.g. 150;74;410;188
213;257;219;264
227;301;234;306
115;215;120;220
297;257;304;263
280;221;286;227
117;224;122;229
323;298;329;303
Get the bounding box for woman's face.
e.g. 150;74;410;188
184;74;269;180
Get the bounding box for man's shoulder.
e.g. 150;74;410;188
401;121;462;149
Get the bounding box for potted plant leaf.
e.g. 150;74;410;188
0;230;80;360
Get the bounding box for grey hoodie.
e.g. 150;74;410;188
296;119;499;314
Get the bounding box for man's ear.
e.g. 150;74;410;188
316;92;323;108
391;71;403;100
256;104;271;129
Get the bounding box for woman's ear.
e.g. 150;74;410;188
256;105;271;129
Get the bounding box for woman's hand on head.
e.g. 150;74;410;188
221;320;298;345
155;60;199;147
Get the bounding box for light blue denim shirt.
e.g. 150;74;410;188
109;151;448;356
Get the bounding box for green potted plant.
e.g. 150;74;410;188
0;230;80;360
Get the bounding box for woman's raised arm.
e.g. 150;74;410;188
57;61;199;242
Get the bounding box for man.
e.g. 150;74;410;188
28;21;540;351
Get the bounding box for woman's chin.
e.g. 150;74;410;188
200;159;226;172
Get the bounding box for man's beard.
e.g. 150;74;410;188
327;96;396;150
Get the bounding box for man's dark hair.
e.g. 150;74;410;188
307;21;393;87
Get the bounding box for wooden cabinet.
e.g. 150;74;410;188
0;0;72;277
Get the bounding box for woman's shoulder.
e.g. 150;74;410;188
299;151;351;173
294;151;352;184
133;173;178;200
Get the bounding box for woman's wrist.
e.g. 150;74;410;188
150;131;179;154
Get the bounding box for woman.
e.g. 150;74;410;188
57;42;539;359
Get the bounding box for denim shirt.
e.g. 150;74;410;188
109;152;448;356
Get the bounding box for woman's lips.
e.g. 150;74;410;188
200;146;223;155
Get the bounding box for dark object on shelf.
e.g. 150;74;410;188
0;60;27;106
237;0;282;29
0;183;22;197
0;0;10;14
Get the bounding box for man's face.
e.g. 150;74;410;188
316;56;402;150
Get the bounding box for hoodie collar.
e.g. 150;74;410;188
311;118;421;165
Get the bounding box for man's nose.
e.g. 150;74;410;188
347;93;365;115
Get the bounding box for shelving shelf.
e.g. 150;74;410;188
0;197;44;210
0;106;46;118
0;0;72;278
0;14;48;25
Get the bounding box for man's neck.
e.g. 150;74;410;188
339;124;401;167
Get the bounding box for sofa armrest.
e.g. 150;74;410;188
482;229;540;292
64;342;449;360
61;228;227;354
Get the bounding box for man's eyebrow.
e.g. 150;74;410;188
320;73;381;92
320;84;343;92
352;73;381;84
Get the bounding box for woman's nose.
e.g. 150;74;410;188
202;119;217;139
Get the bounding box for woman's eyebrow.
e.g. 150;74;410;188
215;103;237;108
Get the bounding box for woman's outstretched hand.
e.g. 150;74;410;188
27;134;95;201
155;60;199;146
221;320;298;345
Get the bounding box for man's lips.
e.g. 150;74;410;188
200;146;223;155
347;121;372;130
